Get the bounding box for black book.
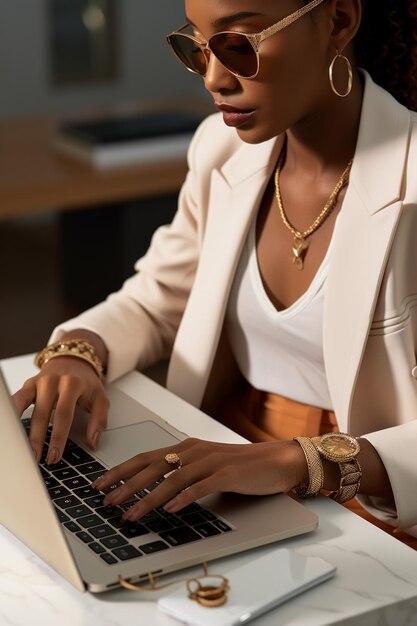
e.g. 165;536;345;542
52;110;205;168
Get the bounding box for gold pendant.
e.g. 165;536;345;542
292;236;308;270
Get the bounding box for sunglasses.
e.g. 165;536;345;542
166;0;325;79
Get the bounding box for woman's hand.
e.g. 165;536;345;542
93;438;308;522
11;356;109;464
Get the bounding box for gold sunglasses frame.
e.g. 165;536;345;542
166;0;326;79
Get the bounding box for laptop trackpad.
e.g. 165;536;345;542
95;421;181;469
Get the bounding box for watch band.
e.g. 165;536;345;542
329;458;362;503
293;437;324;498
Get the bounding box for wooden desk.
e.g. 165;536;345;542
0;103;208;219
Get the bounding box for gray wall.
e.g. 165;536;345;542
0;0;208;119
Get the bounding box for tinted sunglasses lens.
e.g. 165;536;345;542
210;33;258;77
168;35;207;75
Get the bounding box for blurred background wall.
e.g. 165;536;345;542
0;1;210;359
0;0;206;119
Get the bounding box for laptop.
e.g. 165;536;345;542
0;368;318;593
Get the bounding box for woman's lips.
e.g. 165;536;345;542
215;104;256;128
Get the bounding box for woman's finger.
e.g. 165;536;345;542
85;392;109;450
28;375;59;461
123;472;217;522
93;439;197;491
47;375;85;464
101;460;170;506
120;468;198;520
11;378;37;416
163;476;217;514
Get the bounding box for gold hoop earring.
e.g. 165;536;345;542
329;50;353;98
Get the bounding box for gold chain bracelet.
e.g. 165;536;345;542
35;339;104;379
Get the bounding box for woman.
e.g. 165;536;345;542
13;0;417;543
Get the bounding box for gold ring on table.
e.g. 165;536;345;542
164;452;182;469
187;575;230;607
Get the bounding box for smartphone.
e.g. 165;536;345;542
158;547;336;626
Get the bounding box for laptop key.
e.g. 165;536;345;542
89;542;106;554
66;505;92;519
213;520;232;532
52;467;78;480
140;541;170;554
120;524;149;539
43;476;59;489
44;460;70;472
76;531;94;543
101;535;128;549
146;519;173;534
107;516;127;530
112;546;142;561
164;515;184;528
100;553;118;564
160;526;202;546
74;486;99;500
194;523;221;538
181;512;207;526
77;461;106;475
54;495;82;509
48;486;71;500
64;521;81;533
129;510;161;524
85;470;106;483
63;447;96;466
62;476;89;490
95;506;124;520
55;508;70;523
199;509;217;522
90;524;117;539
84;495;105;509
78;514;103;529
176;503;203;515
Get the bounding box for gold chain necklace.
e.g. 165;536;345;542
274;153;353;270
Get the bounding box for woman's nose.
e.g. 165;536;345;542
203;49;239;93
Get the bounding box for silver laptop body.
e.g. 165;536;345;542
0;370;318;593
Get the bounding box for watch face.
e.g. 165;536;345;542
319;433;360;461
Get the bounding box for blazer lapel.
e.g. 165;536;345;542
169;73;412;423
324;74;411;431
168;137;282;406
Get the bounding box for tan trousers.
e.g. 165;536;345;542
218;382;417;550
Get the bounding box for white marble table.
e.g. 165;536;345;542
2;354;417;626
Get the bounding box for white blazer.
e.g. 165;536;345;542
54;72;417;532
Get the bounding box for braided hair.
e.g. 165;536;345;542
355;0;417;111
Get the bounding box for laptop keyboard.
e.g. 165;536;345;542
22;419;233;565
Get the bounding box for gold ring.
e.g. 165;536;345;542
187;576;230;607
164;452;182;469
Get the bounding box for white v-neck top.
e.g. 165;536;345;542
226;217;334;410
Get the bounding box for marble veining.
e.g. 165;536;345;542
2;355;417;626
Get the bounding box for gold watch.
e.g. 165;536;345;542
311;432;362;503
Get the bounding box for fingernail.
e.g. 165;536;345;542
91;476;104;488
92;431;101;450
103;494;114;506
163;498;178;512
122;506;137;521
47;447;60;465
